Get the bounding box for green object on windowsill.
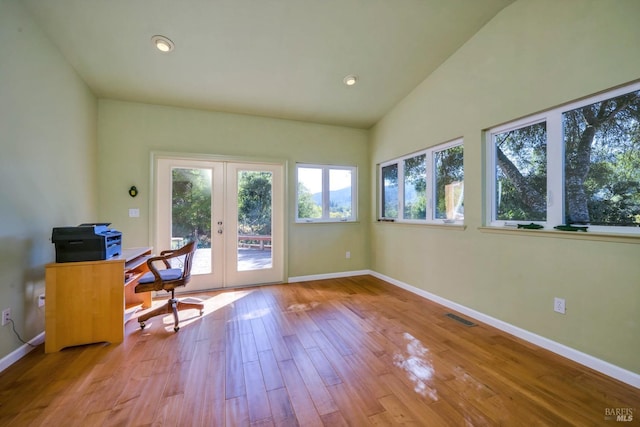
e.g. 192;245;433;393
554;225;588;232
517;223;544;230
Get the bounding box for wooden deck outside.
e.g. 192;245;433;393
191;248;273;274
0;275;637;426
238;235;271;251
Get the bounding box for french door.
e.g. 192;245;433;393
154;157;284;291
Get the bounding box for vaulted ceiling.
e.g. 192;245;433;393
24;0;514;128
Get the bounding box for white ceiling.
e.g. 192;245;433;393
24;0;514;129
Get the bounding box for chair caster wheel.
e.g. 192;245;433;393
174;326;180;332
139;322;146;330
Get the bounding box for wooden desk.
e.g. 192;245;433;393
45;247;152;353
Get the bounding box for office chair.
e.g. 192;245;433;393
135;240;204;331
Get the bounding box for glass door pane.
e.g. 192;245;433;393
156;158;222;291
236;170;273;271
226;162;283;287
171;168;212;275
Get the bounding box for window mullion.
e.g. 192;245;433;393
322;167;330;220
546;113;564;228
378;165;383;218
426;149;434;222
487;133;499;226
350;167;357;221
398;161;405;220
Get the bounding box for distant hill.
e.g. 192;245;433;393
312;185;416;208
377;185;417;203
312;187;352;207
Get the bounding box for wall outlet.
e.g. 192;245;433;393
2;308;10;326
345;251;351;259
554;297;566;314
38;294;45;308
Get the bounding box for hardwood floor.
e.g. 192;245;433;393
0;275;638;426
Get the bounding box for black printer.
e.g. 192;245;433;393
52;223;122;263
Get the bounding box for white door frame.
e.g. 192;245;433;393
150;152;287;291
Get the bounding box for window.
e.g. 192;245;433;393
487;81;640;233
379;139;464;224
381;163;398;219
434;143;464;221
490;119;548;223
296;164;357;222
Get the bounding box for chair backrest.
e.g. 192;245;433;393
141;240;198;291
178;240;197;283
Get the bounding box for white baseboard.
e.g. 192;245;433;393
0;332;45;374
370;271;640;389
288;269;371;283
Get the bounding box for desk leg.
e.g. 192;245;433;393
124;284;152;310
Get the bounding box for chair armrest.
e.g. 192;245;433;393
145;255;169;282
145;244;190;274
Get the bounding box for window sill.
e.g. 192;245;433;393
376;221;467;231
478;226;640;244
294;220;359;225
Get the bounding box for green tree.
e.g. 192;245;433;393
403;154;426;220
171;168;211;247
435;146;464;219
495;122;547;221
563;90;640;225
297;182;322;218
237;171;272;235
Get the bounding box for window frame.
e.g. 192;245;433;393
378;138;464;225
295;163;357;223
380;161;400;220
485;81;640;235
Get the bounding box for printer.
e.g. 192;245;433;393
52;223;122;263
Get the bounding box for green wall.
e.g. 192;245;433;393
0;0;97;360
370;0;640;374
97;100;370;279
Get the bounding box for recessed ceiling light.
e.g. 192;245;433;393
151;35;174;53
343;74;358;86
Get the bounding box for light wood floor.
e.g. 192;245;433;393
1;275;638;426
